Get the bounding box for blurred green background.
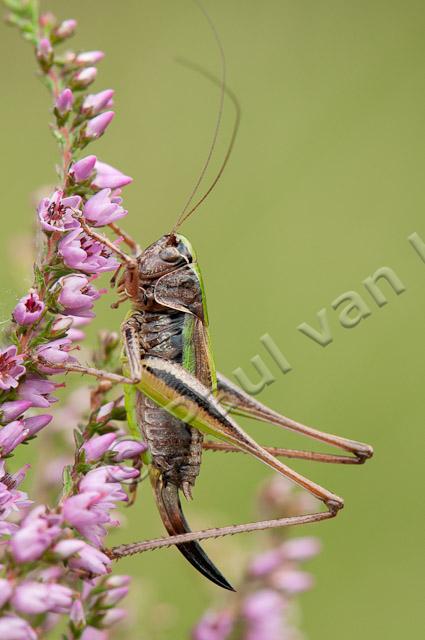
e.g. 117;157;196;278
1;0;424;637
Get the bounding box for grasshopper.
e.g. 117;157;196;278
39;13;374;592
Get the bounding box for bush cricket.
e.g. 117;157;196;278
37;4;374;591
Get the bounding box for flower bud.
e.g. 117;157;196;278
85;111;115;140
0;400;31;424
0;616;37;640
23;414;53;437
53;539;85;559
0;579;12;608
270;568;314;594
82;432;117;462
57;274;101;318
101;609;126;628
102;586;129;607
105;575;131;589
56;88;74;115
83;188;126;226
109;439;147;462
76;51;105;65
93;160;132;190
72;66;98;89
82;89;114;115
40;12;57;29
37;38;53;70
70;598;86;628
70;155;97;182
54;19;77;41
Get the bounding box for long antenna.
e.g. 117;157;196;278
172;0;239;233
173;60;241;230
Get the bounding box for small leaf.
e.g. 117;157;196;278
62;465;73;494
111;407;127;421
75;462;91;475
73;429;84;449
33;265;45;292
52;128;65;146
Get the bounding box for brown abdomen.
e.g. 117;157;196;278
134;310;205;491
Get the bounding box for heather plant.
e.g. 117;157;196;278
0;2;324;639
0;1;144;637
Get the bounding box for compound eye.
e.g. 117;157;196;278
160;247;182;263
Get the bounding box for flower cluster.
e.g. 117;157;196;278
0;1;145;637
192;478;322;640
0;390;146;638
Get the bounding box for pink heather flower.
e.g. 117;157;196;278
0;578;13;608
37;190;81;233
12;581;73;615
0;615;37;640
59;228;119;274
101;608;126;628
64;466;138;545
192;610;234;640
70;598;86;627
270;568;314;594
39;12;57;29
0;416;51;456
73;66;98;88
82;89;114;114
0;346;25;391
93;160;133;190
105;575;131;588
52;316;90;342
0;400;31;424
36;338;75;374
248;548;285;578
56;88;74;115
37;38;53;66
18;376;60;408
0;521;18;536
281;536;321;561
0;462;31;519
58;274;102;318
67;315;91;342
96;401;114;422
68;542;111;576
37;38;52;57
82;433;117;462
24;414;53;437
11;506;62;563
48;584;74;613
242;590;284;640
243;589;283;621
85;111;115;139
0;420;29;455
70;155;97;183
13;289;45;326
109;438;147;462
53;539;85;559
63;490;121;546
83;188;127;227
81;628;108;640
51;316;73;335
38;566;63;583
102;585;129;607
81;465;139;488
76;51;105;65
55;19;77;40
